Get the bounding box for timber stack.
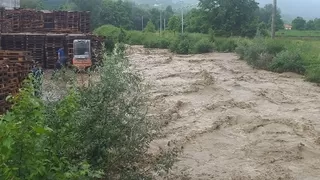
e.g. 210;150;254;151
0;7;104;114
0;50;33;114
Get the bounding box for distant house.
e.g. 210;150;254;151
284;24;292;30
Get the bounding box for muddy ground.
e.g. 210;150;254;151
127;46;320;180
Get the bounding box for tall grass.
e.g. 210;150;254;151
235;37;320;83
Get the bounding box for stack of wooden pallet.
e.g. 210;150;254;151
80;11;90;33
1;33;26;51
26;34;45;67
0;50;33;114
20;9;43;32
0;19;13;33
54;11;67;30
45;34;65;69
67;12;80;33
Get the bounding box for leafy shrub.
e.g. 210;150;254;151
269;50;306;74
144;20;156;33
236;38;274;69
94;25;120;41
0;76;101;179
215;38;237;52
306;65;320;83
170;34;191;54
265;40;286;55
192;39;213;53
208;28;215;42
126;31;145;45
104;36;115;52
143;37;170;49
235;38;252;59
0;46;176;179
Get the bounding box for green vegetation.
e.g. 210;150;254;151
235;37;320;83
0;46;176;179
277;30;320;37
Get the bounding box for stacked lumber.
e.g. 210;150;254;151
1;33;26;50
0;9;90;33
20;9;43;32
45;34;65;69
80;11;90;33
0;19;13;33
0;50;33;114
26;34;45;66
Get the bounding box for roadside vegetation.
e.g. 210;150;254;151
0;45;175;179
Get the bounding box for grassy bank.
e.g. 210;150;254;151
277;30;320;37
236;37;320;83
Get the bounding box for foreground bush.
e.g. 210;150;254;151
192;39;214;53
169;34;190;54
0;45;174;179
269;50;306;74
0;77;102;179
214;38;237;52
306;65;320;83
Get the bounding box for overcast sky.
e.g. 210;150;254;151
257;0;320;19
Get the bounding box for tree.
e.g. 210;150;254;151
306;20;316;30
198;0;259;37
20;0;44;9
313;18;320;30
258;4;284;31
144;20;156;33
167;15;180;34
185;8;210;34
292;17;306;30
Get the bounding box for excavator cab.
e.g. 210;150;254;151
72;39;92;71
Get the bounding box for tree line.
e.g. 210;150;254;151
21;0;285;37
291;17;320;31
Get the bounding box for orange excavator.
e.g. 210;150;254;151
72;39;92;71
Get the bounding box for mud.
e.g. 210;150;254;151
128;46;320;180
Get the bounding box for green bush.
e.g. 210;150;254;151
192;39;214;53
236;38;273;69
208;28;215;42
269;50;306;74
0;77;102;179
126;31;145;45
306;65;320;83
265;40;286;55
0;46;175;179
215;38;237;52
170;34;191;54
94;25;120;41
235;38;252;59
143;36;170;49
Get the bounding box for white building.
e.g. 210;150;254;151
0;0;20;9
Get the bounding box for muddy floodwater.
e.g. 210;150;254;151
128;45;320;180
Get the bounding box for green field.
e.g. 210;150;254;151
277;30;320;37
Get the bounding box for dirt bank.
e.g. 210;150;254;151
128;46;320;180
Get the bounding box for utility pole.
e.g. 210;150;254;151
142;16;144;31
160;7;162;34
271;0;277;39
164;18;166;30
181;7;184;33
